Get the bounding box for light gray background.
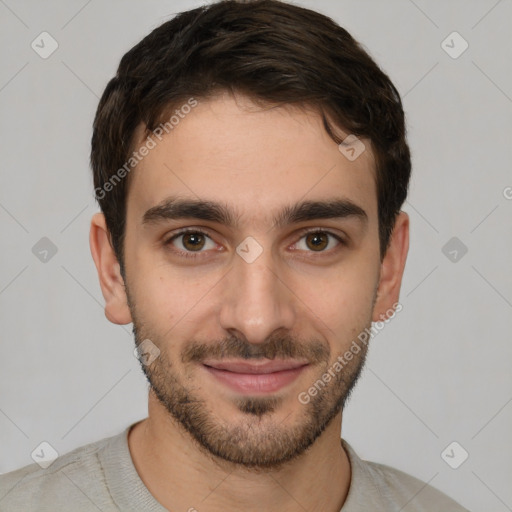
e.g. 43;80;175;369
1;1;511;510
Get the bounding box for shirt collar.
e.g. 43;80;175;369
100;421;386;511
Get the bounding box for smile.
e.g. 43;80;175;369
202;359;310;394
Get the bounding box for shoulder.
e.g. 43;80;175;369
0;433;120;512
342;439;470;511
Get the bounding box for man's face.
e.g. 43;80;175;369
122;92;382;468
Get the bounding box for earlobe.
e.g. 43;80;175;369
372;212;409;322
89;212;133;325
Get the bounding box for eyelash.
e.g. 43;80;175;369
163;227;346;260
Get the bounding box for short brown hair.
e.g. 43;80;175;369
91;0;411;276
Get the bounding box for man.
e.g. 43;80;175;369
0;0;469;510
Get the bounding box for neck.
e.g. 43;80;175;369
128;391;351;512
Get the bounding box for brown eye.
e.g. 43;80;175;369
305;232;329;251
294;230;344;254
181;232;206;251
165;229;216;257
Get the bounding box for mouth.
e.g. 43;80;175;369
202;358;310;394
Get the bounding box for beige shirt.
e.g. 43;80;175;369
0;422;470;511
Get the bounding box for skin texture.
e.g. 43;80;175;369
89;91;409;512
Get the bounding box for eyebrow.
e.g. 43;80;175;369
142;196;368;230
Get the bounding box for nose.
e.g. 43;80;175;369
218;239;296;345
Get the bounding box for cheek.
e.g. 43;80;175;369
128;252;222;329
295;261;379;348
126;229;380;345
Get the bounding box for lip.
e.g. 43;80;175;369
202;359;309;394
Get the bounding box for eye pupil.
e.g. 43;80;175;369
172;230;338;257
306;232;328;251
183;233;205;251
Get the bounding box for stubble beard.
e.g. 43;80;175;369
134;330;367;470
127;291;370;470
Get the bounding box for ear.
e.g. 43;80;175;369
372;211;409;322
89;212;133;325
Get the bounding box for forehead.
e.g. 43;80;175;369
126;92;378;228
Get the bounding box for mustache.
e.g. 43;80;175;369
181;333;329;364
